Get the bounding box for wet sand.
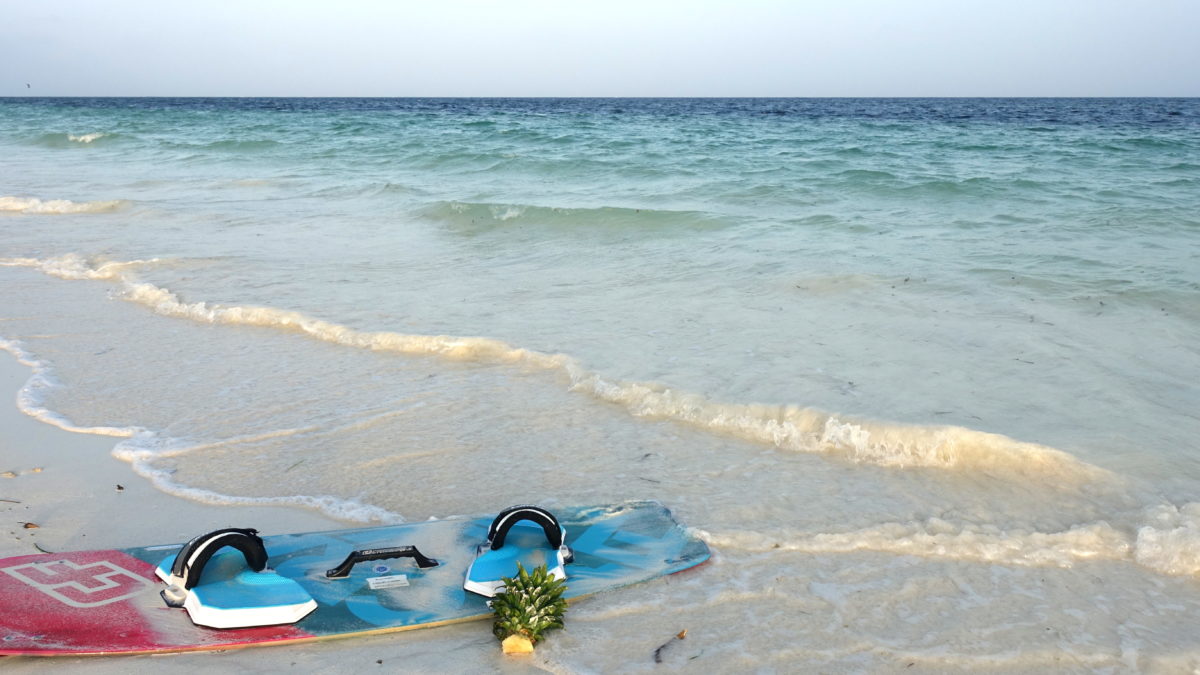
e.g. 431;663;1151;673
0;353;547;674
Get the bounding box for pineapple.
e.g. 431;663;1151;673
491;563;567;654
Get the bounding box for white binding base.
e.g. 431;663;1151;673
156;552;317;629
183;581;317;629
464;542;569;598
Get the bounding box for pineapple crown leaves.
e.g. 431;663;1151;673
491;562;568;644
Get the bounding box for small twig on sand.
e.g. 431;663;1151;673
284;460;306;473
653;629;687;664
0;498;21;503
33;542;55;554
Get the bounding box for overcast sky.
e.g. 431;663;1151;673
2;0;1197;97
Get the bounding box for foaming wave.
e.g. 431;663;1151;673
0;334;402;524
0;253;161;279
8;254;1107;482
0;195;126;214
1134;502;1200;576
30;131;120;147
697;519;1131;569
120;278;569;367
567;376;1103;480
704;504;1200;579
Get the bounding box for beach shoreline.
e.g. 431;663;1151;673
0;352;546;673
0;348;346;559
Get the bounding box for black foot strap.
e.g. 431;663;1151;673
161;527;268;607
487;505;566;551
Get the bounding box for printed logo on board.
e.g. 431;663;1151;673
2;559;153;608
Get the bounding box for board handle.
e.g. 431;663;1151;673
325;545;439;578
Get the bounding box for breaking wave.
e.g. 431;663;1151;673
29;131;121;147
0;195;126;214
1;254;1108;483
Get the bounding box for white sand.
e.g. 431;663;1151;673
0;354;549;673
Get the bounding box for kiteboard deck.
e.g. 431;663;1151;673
0;500;709;656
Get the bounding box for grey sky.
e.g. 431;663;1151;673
2;0;1197;97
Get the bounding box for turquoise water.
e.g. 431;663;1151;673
2;98;1200;670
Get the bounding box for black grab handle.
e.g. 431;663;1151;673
325;545;439;578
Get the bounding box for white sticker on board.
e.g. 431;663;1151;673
367;574;410;590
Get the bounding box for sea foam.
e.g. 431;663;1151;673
2;254;1109;484
696;518;1131;569
0;195;125;214
1135;502;1200;576
0;333;403;524
700;502;1200;580
0;253;159;279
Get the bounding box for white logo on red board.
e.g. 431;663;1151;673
2;559;153;608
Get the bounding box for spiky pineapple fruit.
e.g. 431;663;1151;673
491;563;567;654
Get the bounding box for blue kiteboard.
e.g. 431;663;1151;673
0;500;710;655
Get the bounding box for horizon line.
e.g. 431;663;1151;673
2;95;1198;100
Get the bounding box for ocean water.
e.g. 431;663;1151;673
2;97;1199;671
